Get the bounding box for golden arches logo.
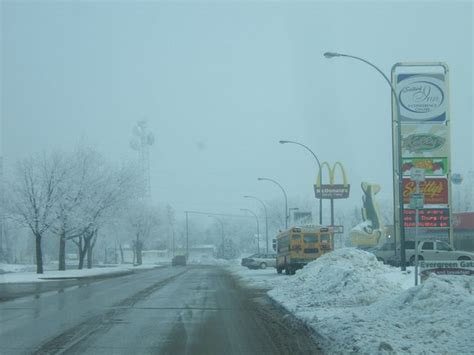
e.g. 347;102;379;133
314;161;350;199
316;161;349;187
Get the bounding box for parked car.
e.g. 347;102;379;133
367;242;396;264
241;253;276;269
388;240;474;266
172;255;187;266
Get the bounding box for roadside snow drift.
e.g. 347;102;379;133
268;248;474;354
269;248;402;309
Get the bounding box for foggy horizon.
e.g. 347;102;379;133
2;0;473;218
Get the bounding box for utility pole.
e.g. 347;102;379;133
185;211;189;258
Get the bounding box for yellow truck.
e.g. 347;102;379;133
276;225;334;275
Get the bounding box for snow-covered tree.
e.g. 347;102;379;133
7;152;70;273
70;151;141;269
125;201;160;265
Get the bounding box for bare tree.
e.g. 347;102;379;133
126;201;160;265
7;153;69;273
71;154;141;269
50;149;93;270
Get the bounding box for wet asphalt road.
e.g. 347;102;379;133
0;266;322;355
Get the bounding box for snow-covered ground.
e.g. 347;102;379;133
231;248;474;354
0;263;162;284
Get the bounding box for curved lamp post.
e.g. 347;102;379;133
279;140;323;224
323;51;406;270
240;208;260;253
244;195;269;254
258;177;288;230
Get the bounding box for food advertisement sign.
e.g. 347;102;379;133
402;158;448;176
403;208;450;228
401;124;449;158
403;178;448;205
396;74;446;123
314;184;350;199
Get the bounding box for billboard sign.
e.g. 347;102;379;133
393;63;452;250
402;157;448;176
397;74;447;122
401;125;449;158
420;260;474;281
403;208;450;228
403;178;448;205
315;161;350;200
314;184;350;199
293;212;312;225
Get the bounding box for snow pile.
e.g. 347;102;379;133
0;263;37;274
187;255;232;266
318;275;474;354
0;264;161;283
269;248;402;310
266;248;473;354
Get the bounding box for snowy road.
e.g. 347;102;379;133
0;266;322;354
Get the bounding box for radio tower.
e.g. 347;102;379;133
130;120;154;198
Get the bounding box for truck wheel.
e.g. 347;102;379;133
276;267;282;274
285;267;291;275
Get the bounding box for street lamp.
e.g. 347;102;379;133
258;177;288;230
244;195;269;254
240;208;260;253
324;51;406;270
279;140;323;224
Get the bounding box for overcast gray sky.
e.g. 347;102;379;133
1;0;473;219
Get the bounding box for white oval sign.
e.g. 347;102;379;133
397;76;446;121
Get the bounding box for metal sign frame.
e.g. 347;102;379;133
391;62;452;270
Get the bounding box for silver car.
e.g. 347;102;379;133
241;253;276;269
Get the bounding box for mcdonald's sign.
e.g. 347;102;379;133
314;162;350;199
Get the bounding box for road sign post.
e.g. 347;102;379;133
410;168;425;286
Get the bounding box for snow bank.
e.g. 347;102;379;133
0;263;37;274
187;256;232;266
0;264;161;284
269;248;402;310
266;248;474;354
318;275;474;354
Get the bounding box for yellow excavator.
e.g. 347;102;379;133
350;182;387;248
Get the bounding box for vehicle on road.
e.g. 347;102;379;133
172;255;187;266
241;253;276;269
388;240;474;266
276;225;333;275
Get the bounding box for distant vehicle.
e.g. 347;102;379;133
388;240;474;266
172;255;187;266
241;253;276;269
367;242;396;264
276;225;334;275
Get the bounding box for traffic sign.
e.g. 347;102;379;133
409;193;424;209
410;168;426;182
